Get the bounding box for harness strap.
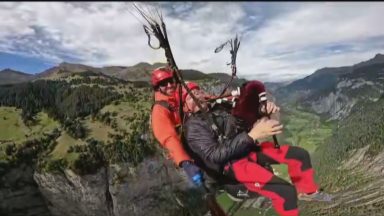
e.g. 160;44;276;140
204;112;225;143
152;100;174;112
152;100;182;135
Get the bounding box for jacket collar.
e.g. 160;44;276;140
154;91;178;108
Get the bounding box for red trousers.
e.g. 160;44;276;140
229;142;319;216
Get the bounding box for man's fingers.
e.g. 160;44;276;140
258;117;269;123
274;124;283;130
270;130;282;136
263;130;282;137
268;124;283;135
268;119;281;127
271;124;283;133
272;106;280;113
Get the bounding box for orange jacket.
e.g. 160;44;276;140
151;91;192;166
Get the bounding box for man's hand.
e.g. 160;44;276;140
247;117;283;140
260;101;280;115
181;161;203;186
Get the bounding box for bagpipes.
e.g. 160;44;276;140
231;80;280;149
212;36;280;149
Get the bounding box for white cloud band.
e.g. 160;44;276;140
1;2;384;81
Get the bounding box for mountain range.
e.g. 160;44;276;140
274;53;384;120
2;53;384;121
0;61;237;84
0;68;34;85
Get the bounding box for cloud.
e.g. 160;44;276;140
237;2;384;81
250;2;384;51
0;2;384;82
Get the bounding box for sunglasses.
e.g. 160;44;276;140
158;78;175;87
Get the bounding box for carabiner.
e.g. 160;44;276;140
143;25;161;50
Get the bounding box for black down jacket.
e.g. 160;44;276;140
183;108;256;181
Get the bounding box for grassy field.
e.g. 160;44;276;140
0;107;60;144
100;95;152;130
28;112;60;139
100;101;136;132
49;98;144;161
0;107;26;143
50;131;86;160
0;97;146;166
281;107;333;154
49;117;115;161
83;117;115;143
0;106;61;162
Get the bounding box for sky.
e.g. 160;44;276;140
1;2;384;82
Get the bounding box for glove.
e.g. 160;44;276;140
181;161;203;187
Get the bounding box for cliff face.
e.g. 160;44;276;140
1;155;200;216
33;156;192;216
308;77;383;121
106;157;190;216
0;163;51;216
309;89;358;120
274;54;384;121
34;168;109;216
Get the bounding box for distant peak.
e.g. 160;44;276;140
59;62;82;67
59;61;70;66
152;62;167;66
133;62;151;67
0;68;28;74
374;53;384;59
0;68;12;72
353;53;384;69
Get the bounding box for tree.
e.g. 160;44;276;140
5;143;16;156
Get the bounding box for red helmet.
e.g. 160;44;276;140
175;81;200;102
151;67;173;88
232;80;266;127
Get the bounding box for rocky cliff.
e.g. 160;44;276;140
308;77;383;121
275;54;384;121
0;163;51;216
34;156;195;216
1;156;205;216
